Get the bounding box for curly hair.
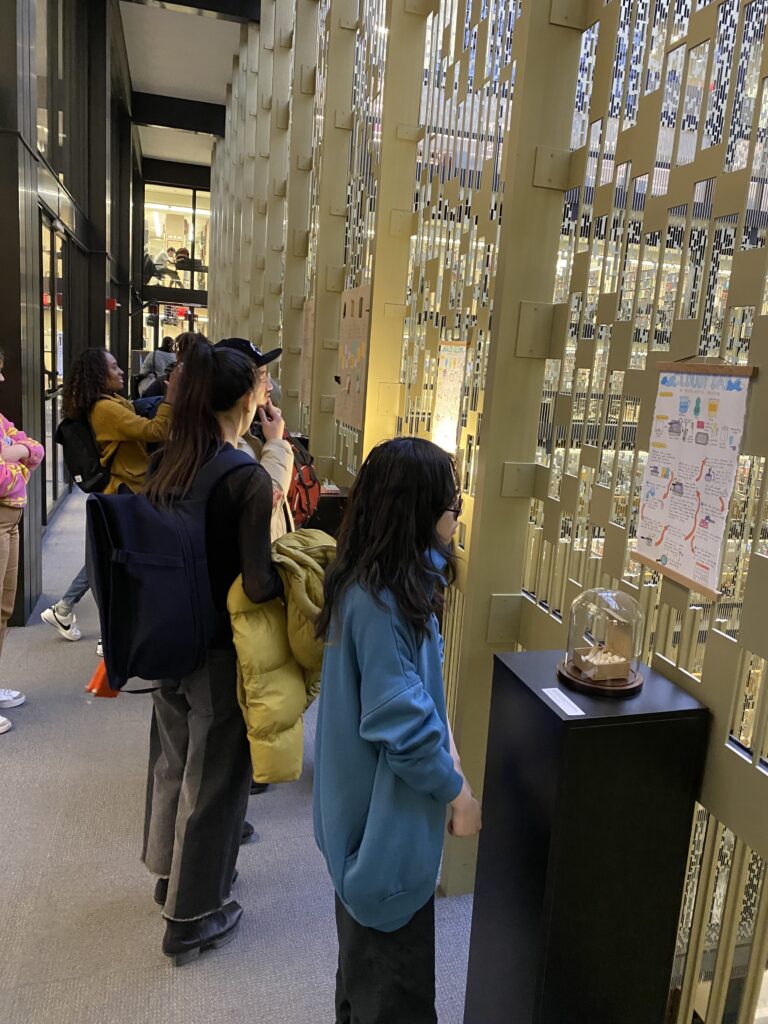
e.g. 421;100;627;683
63;348;110;420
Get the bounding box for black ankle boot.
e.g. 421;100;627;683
162;901;243;966
155;870;239;907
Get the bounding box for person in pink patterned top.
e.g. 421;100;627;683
0;346;44;734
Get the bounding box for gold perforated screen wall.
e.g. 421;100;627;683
208;1;768;1014
524;3;768;1019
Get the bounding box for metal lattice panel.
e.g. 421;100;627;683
520;3;768;1019
400;0;519;524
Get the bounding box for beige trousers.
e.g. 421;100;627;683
0;505;22;662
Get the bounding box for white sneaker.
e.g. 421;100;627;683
41;605;82;642
0;715;11;734
0;688;25;709
96;638;103;658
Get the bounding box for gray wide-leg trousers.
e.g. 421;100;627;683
142;646;252;921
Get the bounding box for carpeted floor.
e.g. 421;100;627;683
0;493;473;1024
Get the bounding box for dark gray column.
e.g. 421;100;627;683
131;145;146;359
115;102;132;375
0;0;43;622
87;0;110;349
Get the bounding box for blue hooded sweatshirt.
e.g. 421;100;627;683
313;582;464;932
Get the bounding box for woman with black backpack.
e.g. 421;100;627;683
41;346;178;649
141;337;283;965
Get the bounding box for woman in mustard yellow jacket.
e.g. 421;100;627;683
41;345;180;647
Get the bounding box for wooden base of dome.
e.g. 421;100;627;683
557;659;644;697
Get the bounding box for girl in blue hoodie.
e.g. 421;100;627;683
314;436;482;1024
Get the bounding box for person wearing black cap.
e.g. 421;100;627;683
216;338;294;541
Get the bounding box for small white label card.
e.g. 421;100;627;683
542;688;585;717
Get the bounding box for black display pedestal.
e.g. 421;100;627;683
464;650;709;1024
304;488;349;538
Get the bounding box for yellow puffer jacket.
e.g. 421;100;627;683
228;529;336;784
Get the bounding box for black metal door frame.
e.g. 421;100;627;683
38;208;69;525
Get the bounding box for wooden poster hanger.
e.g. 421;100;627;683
654;354;758;379
628;551;721;601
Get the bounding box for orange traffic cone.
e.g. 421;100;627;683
85;660;119;698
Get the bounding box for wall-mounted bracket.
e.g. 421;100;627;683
550;0;589;30
396;123;425;142
390;209;417;236
326;266;345;292
404;0;439;14
300;65;317;96
533;146;572;191
487;594;522;645
516;301;555;359
276;101;290;131
501;462;537;498
334;109;354;130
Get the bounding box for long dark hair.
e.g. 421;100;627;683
316;437;459;644
63;348;109;419
174;331;206;364
144;336;256;504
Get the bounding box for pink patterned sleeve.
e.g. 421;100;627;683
13;429;45;469
4;420;45;470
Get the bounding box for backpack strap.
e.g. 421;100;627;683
80;408;118;476
189;446;255;502
88;417;118;476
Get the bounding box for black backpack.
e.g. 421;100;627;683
85;447;252;689
55;418;115;493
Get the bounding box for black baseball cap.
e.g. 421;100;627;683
217;337;282;368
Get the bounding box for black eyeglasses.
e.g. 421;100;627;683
445;496;463;520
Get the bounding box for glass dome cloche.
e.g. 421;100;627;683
558;589;645;696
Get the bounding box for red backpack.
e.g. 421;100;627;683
285;432;321;527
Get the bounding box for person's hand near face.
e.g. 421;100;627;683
258;398;284;442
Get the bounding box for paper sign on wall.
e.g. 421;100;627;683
336;286;370;431
633;367;752;596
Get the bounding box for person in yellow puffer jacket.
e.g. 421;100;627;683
228;528;336;783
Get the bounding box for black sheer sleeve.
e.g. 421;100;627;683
230;462;283;604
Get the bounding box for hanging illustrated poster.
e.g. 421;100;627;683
336;285;370;431
633;366;753;597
